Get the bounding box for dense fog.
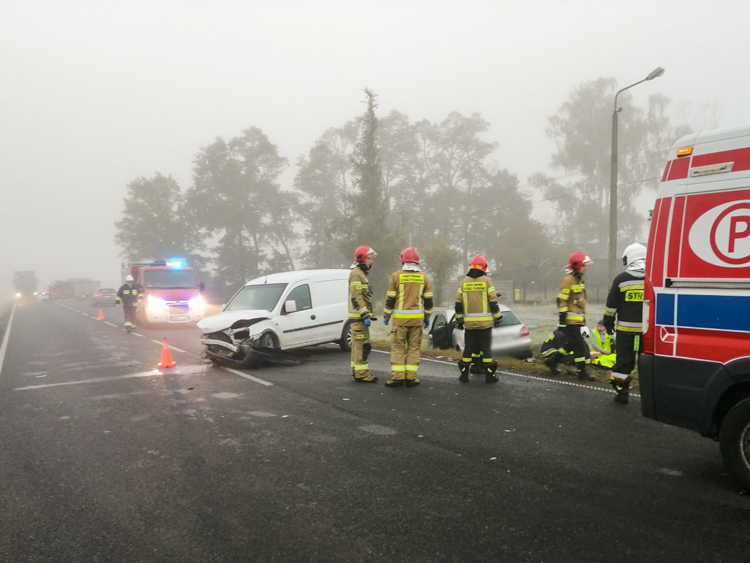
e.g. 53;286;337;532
2;0;749;301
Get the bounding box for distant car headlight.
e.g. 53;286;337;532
146;295;167;311
189;295;205;310
15;292;22;298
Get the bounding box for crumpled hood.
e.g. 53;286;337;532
197;309;271;333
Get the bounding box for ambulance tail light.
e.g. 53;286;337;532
642;277;655;354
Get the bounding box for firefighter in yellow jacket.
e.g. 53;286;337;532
382;247;433;388
349;245;378;383
455;255;502;384
545;251;596;381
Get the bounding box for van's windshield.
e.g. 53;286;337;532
144;269;197;289
225;283;287;312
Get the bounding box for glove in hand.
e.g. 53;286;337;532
363;317;371;327
423;318;430;329
383;318;389;326
456;322;464;331
580;326;590;338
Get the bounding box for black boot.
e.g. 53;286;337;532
544;353;561;376
610;376;632;403
458;361;471;382
577;364;596;381
485;361;499;384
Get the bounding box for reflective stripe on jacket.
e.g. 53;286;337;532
603;270;644;333
348;266;373;320
454;274;502;330
558;273;586;325
383;270;433;327
117;283;140;307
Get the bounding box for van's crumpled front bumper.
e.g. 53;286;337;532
200;330;261;366
200;337;239;353
197;311;272;365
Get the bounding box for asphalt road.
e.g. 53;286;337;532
1;300;748;563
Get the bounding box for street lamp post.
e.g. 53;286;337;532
608;66;665;282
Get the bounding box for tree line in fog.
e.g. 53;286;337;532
115;79;702;302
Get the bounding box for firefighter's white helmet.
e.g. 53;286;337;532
125;275;134;282
622;243;647;266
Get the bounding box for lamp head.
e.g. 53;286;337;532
646;66;665;80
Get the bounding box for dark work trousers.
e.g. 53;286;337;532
123;305;137;324
562;324;589;368
463;327;493;364
611;331;642;381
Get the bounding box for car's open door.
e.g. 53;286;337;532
429;313;454;349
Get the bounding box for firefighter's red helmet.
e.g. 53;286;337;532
469;254;488;272
568;251;593;271
400;247;420;263
353;245;376;264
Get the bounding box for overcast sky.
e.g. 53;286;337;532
2;0;749;293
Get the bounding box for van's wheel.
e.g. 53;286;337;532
339;321;352;352
719;396;750;491
259;332;279;350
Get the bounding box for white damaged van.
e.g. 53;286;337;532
198;269;352;368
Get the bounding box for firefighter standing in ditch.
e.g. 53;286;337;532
603;243;647;404
349;245;378;383
455;255;502;384
546;252;597;381
116;275;139;330
382;247;433;388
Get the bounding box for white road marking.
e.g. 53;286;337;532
13;369;163;391
0;304;17;378
359;425;397;435
168;345;187;353
219;366;273;387
104;322;117;328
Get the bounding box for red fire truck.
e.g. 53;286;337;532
125;259;206;326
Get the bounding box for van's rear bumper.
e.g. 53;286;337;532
639;353;730;437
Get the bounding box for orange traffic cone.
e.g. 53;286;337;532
157;337;176;369
97;308;105;320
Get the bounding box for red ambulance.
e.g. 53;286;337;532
640;125;750;489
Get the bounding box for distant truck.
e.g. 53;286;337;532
13;271;37;298
50;278;100;300
124;259;206;326
70;278;100;300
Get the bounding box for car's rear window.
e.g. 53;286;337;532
99;288;116;293
498;311;521;326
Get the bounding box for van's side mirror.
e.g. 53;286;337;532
285;300;297;313
199;282;205;292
